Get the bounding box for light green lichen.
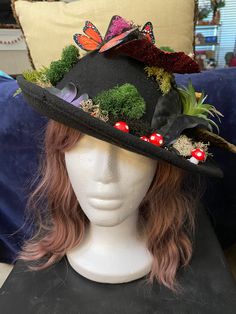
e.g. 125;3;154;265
144;66;172;95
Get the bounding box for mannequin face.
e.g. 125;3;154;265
65;134;157;227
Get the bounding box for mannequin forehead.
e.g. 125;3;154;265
67;133;155;165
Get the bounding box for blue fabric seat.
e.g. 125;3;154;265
0;69;236;263
176;68;236;248
0;76;47;263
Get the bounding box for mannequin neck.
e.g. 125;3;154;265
88;212;140;247
66;212;153;283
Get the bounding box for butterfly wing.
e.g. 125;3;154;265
141;22;155;44
104;15;133;41
99;28;137;53
104;15;121;41
73;21;103;51
83;21;103;44
73;34;101;51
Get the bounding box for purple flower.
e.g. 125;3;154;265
47;82;88;107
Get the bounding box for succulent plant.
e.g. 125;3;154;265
178;81;223;133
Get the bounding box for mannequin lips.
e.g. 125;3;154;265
88;197;123;210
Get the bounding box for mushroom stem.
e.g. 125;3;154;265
189;156;199;165
189;148;206;165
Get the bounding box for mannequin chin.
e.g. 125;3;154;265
65;134;157;228
65;133;157;283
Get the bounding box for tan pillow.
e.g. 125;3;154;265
13;0;195;69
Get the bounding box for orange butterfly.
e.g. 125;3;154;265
73;21;103;51
141;22;155;44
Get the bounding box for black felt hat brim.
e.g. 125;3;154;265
17;76;223;178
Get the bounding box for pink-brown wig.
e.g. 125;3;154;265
20;120;202;292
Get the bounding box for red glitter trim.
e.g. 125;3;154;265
113;39;200;74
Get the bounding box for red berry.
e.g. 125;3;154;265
191;148;206;161
140;136;150;142
149;133;164;146
114;121;129;133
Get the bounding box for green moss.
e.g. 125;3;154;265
145;66;172;95
23;45;80;86
94;84;145;119
61;45;80;67
46;45;79;86
45;60;69;86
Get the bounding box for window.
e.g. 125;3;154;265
198;0;236;67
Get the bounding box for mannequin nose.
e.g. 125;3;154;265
94;143;118;183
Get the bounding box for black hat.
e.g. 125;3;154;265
18;16;229;177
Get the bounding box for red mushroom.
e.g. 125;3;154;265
114;121;129;133
140;136;150;142
189;148;206;165
149;133;164;146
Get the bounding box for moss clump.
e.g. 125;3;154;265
23;67;51;87
80;99;109;122
45;60;69;86
23;45;80;86
172;134;210;158
46;45;79;86
94;84;145;119
145;66;172;95
61;45;80;67
172;134;194;157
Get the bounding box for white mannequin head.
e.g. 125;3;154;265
21;120;198;291
65;134;157;227
64;133;157;283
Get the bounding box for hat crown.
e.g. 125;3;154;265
57;52;181;129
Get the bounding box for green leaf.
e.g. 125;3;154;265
208;119;220;133
177;80;223;133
